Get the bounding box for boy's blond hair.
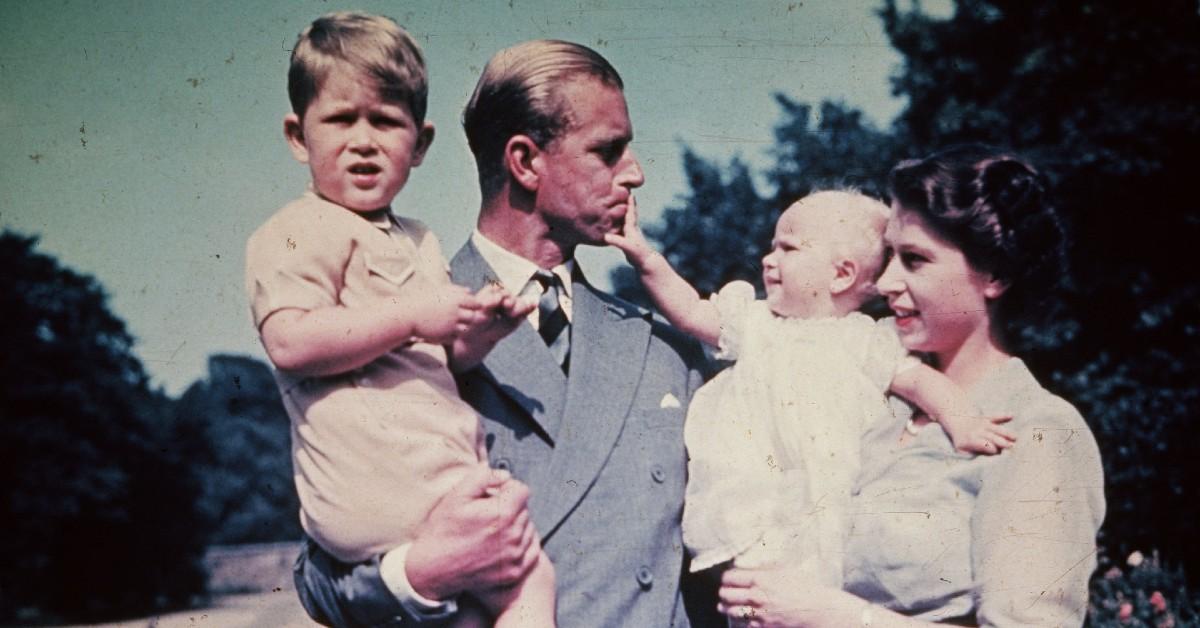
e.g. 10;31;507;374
793;190;892;306
288;12;427;124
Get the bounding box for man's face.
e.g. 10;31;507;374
533;77;645;247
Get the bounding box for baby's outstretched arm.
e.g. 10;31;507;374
449;284;537;372
260;282;485;378
604;197;721;346
891;364;1016;455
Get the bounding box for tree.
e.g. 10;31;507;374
0;231;209;623
176;354;301;545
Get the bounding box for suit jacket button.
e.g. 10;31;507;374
651;465;666;483
636;566;654;589
495;458;511;471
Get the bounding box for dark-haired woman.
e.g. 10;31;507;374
718;146;1105;627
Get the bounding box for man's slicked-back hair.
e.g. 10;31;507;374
288;12;428;124
462;40;623;199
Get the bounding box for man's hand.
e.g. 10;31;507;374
604;196;658;269
405;466;541;601
449;284;536;371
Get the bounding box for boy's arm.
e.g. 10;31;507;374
604;198;721;346
890;364;1016;454
260;282;483;378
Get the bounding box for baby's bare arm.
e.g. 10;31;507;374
604;198;721;346
891;364;1015;454
260;283;482;378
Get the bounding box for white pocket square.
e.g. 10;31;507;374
659;392;681;409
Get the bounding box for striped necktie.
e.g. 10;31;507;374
533;269;570;373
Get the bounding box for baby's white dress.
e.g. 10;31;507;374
682;281;915;584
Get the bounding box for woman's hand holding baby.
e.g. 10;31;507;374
719;565;876;628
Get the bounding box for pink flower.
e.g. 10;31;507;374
1104;566;1123;580
1150;591;1168;613
1127;551;1145;567
1119;602;1134;621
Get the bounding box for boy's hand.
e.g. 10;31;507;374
449;284;537;371
413;284;484;345
941;412;1016;455
604;196;657;268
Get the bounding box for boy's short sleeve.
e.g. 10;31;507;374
709;280;758;360
861;316;921;393
245;204;352;329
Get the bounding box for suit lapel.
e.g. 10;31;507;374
528;275;651;538
449;242;568;442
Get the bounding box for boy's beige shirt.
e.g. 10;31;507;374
245;191;484;562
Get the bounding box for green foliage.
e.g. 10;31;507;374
1089;550;1199;627
615;0;1200;585
176;354;301;545
0;231;208;623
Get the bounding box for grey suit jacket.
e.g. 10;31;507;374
452;241;711;627
293;240;715;627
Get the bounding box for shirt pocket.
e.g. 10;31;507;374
363;250;417;288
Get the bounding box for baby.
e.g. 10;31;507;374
607;190;1014;583
244;13;553;626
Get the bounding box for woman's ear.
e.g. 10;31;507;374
283;113;309;164
983;275;1010;300
504;135;542;193
830;258;859;295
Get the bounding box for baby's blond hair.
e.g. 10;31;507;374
787;190;891;307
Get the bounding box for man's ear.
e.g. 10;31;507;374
283;113;309;164
983;275;1010;300
830;258;859;296
504;135;542;193
410;122;436;167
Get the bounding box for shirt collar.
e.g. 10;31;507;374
470;230;574;299
304;186;395;231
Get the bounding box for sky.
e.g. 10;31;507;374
1;0;949;394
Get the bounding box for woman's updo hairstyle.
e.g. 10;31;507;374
888;144;1067;335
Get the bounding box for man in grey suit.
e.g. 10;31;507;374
295;39;715;627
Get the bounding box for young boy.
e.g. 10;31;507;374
244;13;554;626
